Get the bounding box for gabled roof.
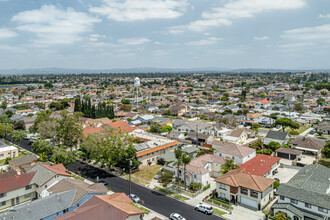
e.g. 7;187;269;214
215;169;274;192
55;193;145;220
0;172;35;194
276;164;330;209
258;99;270;104
28;164;70;187
0;190;76;220
290;137;325;151
48;179;108;205
265;130;288;140
216;143;255;157
238;154;281;176
41;164;71;177
83;126;104;138
9;155;38;167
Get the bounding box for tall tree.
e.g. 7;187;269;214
174;147;182;183
182;153;193;190
221;159;239;174
56;111;83;151
275;118;300;132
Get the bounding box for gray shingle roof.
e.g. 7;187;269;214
265;130;288;140
276;164;330;209
272;203;324;220
0;190;75;220
9;155;38;167
28;164;56;186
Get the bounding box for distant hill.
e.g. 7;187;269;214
0;67;329;75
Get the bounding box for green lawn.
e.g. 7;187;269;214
286;125;311;134
131;164;162;181
155;187;190;201
131;203;151;214
213;208;226;216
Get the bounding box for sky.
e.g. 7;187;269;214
0;0;330;70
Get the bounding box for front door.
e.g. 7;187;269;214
11;198;14;206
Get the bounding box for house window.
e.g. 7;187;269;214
280;196;284;200
194;174;197;179
290;199;298;204
318;207;328;213
241;187;248;195
24;193;31;198
45;185;47;189
0;201;5;206
63;208;69;213
219;183;227;191
25;185;32;190
305;203;311;208
0;154;4;157
0;193;7;198
250;190;258;198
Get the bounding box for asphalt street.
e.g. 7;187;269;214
17;138;224;220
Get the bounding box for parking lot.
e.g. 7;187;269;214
273;167;300;183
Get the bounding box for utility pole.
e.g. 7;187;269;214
196;124;198;148
129;159;132;196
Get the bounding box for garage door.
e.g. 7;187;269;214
241;197;258;209
277;152;289;159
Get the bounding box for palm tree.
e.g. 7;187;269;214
181;153;193;190
174;147;182;183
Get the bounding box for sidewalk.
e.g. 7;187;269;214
299;127;313;137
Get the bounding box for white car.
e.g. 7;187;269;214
170;213;186;220
195;204;213;215
129;194;140;203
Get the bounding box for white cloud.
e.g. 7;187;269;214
12;5;100;45
278;42;313;48
118;37;150;45
0;28;18;39
254;36;269;40
281;24;330;40
170;0;306;33
90;0;188;22
319;14;330;18
89;34;106;42
185;37;222;46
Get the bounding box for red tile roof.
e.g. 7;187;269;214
259;99;270;104
40;164;71;177
55;193;145;220
107;121;141;133
83;126;104;138
238;154;281;176
0;172;35;194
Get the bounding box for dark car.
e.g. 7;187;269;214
98;180;109;187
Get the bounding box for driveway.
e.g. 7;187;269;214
272;167;300;183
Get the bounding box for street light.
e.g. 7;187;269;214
126;158;134;196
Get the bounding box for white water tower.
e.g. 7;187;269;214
134;77;140;107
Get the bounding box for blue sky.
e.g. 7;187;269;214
0;0;330;70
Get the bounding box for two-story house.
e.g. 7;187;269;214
215;143;256;165
215;169;275;210
223;128;255;144
272;164;330;220
238;154;281;178
254;99;271;109
0;172;37;210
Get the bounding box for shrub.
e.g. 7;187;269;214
289;130;299;135
203;184;211;191
273;181;280;189
189;183;202;191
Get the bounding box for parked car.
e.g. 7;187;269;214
309;130;316;135
129;194;141;203
274;178;280;182
195;204;213;215
98;180;109;187
170;213;186;220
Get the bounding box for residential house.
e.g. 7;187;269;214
254;99;271;109
177;154;226;186
185;132;211;145
289;137;325;156
223;128;255;144
215;143;256;165
55;193;146;220
9;155;38;173
83;126;104;138
273;164;330;220
47;179;108;206
314;120;330;135
215;169;275;210
275;148;303;160
132;130;179;167
22;116;36;130
0;172;37;210
238;154;281;178
169;130;185;139
0;140;18;161
263;130;289;146
0;190;77;220
27;164;72;197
